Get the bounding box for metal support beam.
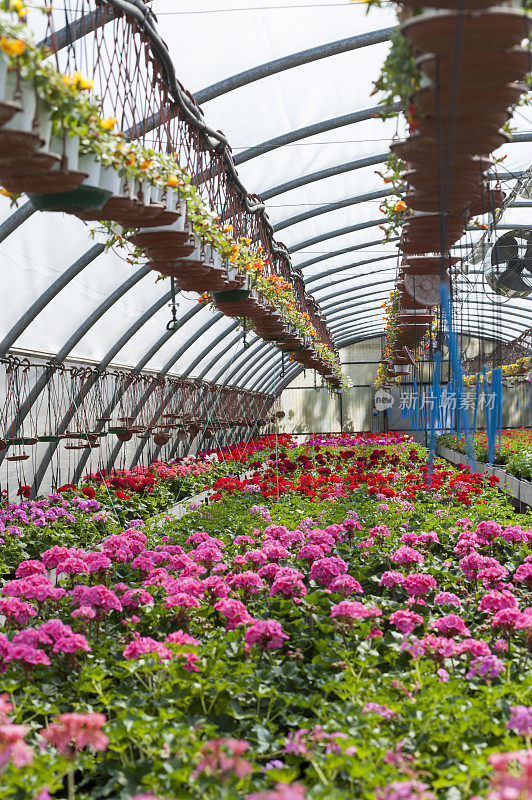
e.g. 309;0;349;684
233;106;399;166
273;188;390;232
0;202;35;244
0;263;150;469
0;244;106;355
195;28;394;105
290;218;384;253
297;237;398;271
261;153;389;201
32;287;174;494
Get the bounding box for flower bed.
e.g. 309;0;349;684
0;435;288;579
439;429;532;480
1;434;531;800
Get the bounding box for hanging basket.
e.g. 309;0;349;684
29;184;112;212
153;432;171;446
416;48;529;88
412;84;523;118
38;434;61;442
5;436;38;446
6;168;87;197
401;10;529;56
0;128;42;160
0;99;22;128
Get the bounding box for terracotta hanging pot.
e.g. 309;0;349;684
468;187;506;217
6;452;30;461
153;432;171;446
412;84;523;118
416;48;530;89
401;10;529;56
403;169;483;196
391;135;471;165
406;0;504;10
0;99;22;128
115;430;133;442
0;438;7;451
75;195;143;225
134;202;166;227
403;254;459;270
149;207;182;227
8;168;87;196
0;128;42;160
404;189;474;215
128;230;195;258
0;151;59;179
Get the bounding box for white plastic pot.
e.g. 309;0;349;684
35;99;53;150
77;153;101;187
394;364;410;374
4;70;36;132
99;165;121;195
49;133;79;171
0;52;9;101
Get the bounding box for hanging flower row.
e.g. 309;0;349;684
0;8;347;387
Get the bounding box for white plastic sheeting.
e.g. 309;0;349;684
1;0;531;391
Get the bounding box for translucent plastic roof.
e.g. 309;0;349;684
1;0;531;393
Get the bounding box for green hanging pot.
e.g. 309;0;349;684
213;289;250;302
6;436;38;446
38;435;61;442
29;185;112;212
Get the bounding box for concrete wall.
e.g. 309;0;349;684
277;335;532;435
276;337;382;435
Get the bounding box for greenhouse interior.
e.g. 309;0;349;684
1;0;532;797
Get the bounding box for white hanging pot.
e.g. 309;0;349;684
4;70;36;132
394;364;410;374
138;181;152;206
0;52;10;101
34;98;53;150
99;165;121;195
77;153;101;188
49;133;79;171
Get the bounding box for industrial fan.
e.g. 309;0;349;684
484;229;532;297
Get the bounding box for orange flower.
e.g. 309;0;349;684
140;159;152;171
100;117;117;131
0;36;26;56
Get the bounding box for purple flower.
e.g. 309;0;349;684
466;655;505;682
507;705;532;736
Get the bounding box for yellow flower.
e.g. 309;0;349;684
241;237;251;245
100;117;117;131
0;36;26;56
395;200;407;213
166;174;180;188
71;71;92;90
0;187;14;198
8;0;26;17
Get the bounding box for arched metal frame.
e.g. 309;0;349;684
0;4;530;476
